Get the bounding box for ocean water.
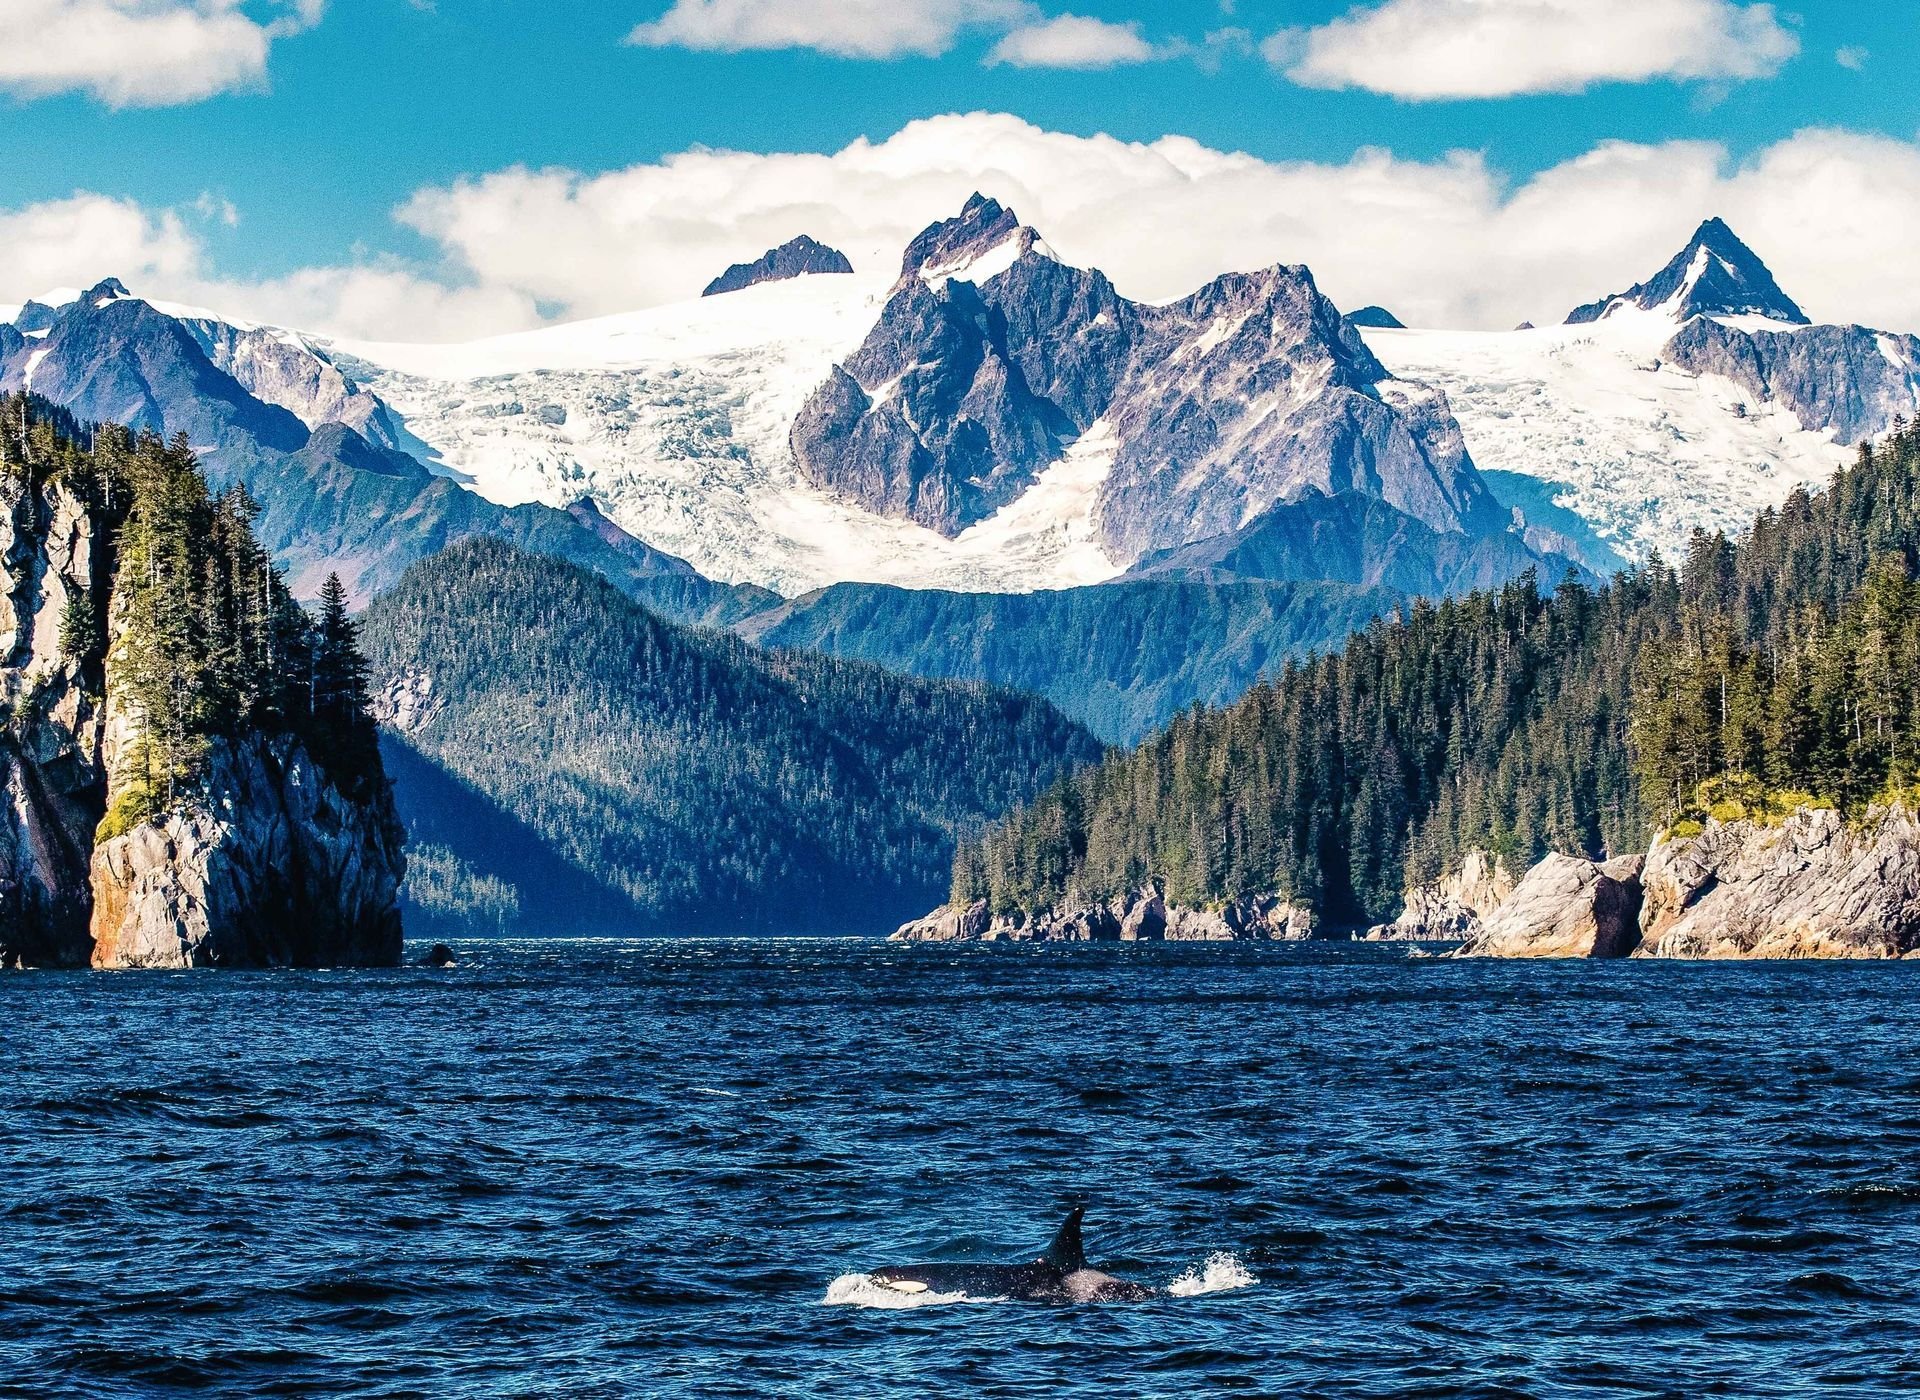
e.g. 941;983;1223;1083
5;940;1920;1398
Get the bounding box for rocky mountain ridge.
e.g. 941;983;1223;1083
703;235;854;297
1565;217;1809;326
791;193;1506;562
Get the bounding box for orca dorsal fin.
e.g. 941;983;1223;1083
1040;1206;1086;1272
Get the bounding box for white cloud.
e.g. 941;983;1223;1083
626;0;1028;59
986;15;1156;69
1836;45;1869;72
12;115;1920;341
1275;0;1798;99
0;0;323;108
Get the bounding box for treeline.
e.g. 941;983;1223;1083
958;421;1920;926
1;394;382;832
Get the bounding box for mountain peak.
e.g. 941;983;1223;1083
896;193;1053;291
1565;218;1808;327
84;277;133;308
1345;305;1405;330
702;235;854;297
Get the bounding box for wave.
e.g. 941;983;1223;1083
821;1274;981;1308
1167;1252;1258;1297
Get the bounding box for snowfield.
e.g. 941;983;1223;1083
1360;310;1852;563
332;273;1125;596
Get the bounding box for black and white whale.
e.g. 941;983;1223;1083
867;1206;1156;1303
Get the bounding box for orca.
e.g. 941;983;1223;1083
868;1206;1156;1303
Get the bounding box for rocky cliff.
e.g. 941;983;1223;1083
891;887;1315;943
1366;849;1515;941
0;468;106;968
1453;806;1920;960
1637;807;1920;959
89;734;404;969
0;397;406;969
1456;854;1644;959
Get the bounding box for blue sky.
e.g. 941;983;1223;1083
2;1;1918;337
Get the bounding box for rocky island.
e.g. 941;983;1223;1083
0;395;404;968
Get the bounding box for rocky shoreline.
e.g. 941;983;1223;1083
891;887;1315;943
1398;807;1920;959
912;805;1920;960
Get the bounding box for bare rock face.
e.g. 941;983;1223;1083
888;887;1315;943
0;475;106;967
1367;849;1515;941
890;898;991;943
1662;317;1920;447
1637;807;1920;960
1457;854;1644;959
89;735;405;969
177;314;405;449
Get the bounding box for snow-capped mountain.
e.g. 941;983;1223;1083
791;193;1501;566
1362;220;1920;561
1565;217;1809;326
335;196;1519;596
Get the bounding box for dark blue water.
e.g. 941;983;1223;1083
6;941;1920;1398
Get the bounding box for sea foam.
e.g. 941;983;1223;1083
1167;1252;1258;1297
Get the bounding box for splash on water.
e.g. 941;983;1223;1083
821;1274;979;1308
1167;1252;1257;1297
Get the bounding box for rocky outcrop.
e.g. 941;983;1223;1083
890;888;1315;943
1636;807;1920;959
1344;306;1404;330
1456;854;1645;959
791;199;1132;535
791;195;1502;555
88;735;405;969
703;235;854;297
1661;317;1920;447
1366;849;1515;941
0;399;407;970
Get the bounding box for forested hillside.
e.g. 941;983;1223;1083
358;540;1105;937
959;423;1920;928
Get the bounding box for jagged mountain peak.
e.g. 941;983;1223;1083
1565;217;1809;327
84;276;133;307
702;235;854;297
895;193;1056;291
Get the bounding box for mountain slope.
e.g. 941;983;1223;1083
744;573;1402;745
360;539;1105;936
1566;217;1809;326
0;284;770;626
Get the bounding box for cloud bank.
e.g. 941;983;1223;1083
0;0;324;107
1275;0;1799;99
7;114;1920;341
